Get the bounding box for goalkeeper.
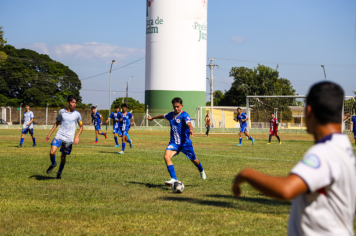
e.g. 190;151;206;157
267;113;281;144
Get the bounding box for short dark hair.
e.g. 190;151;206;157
91;106;96;109
114;105;120;109
24;103;30;107
306;81;344;124
237;107;241;111
172;97;183;105
271;112;274;115
67;95;77;103
121;103;128;108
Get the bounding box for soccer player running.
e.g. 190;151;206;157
118;103;133;154
351;114;356;145
147;97;206;185
232;82;356;236
18;103;36;147
45;95;84;179
267;112;281;144
233;108;255;146
91;106;107;143
106;105;123;147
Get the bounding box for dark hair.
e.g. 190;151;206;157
121;103;128;108
306;81;344;124
67;95;77;103
237;107;241;111
24;103;30;107
172;97;183;105
271;112;274;115
114;105;120;109
91;106;96;109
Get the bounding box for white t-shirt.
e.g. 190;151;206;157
54;109;82;145
288;134;356;236
23;111;34;129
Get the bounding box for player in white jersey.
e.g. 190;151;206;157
232;82;356;236
18;103;36;147
45;95;84;179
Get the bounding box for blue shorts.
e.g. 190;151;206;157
240;124;247;133
166;142;197;161
119;128;129;137
22;128;34;135
95;125;101;131
51;138;73;155
113;127;120;134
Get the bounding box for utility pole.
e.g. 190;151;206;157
207;58;218;126
321;65;326;80
126;76;133;106
109;60;115;127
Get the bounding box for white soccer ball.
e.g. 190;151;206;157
171;181;185;193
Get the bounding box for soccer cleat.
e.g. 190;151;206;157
33;144;36;147
200;170;206;180
267;143;271;145
165;178;178;186
118;151;124;154
236;144;241;147
93;141;98;143
279;141;282;145
252;139;255;145
115;144;120;147
46;164;57;174
18;145;22;148
56;172;62;179
104;133;107;139
130;141;133;148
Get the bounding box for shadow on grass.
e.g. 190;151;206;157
128;181;198;190
29;175;56;180
206;194;291;206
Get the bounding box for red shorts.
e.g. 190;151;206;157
270;130;278;136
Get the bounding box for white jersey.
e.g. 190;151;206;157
54;109;82;145
288;134;356;236
23;111;34;129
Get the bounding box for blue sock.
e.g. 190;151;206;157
58;162;65;174
101;133;105;136
96;138;98;142
114;137;118;145
195;162;204;172
122;143;126;151
33;138;36;144
20;137;24;146
127;139;132;144
249;136;253;140
239;138;242;144
127;134;130;140
167;165;177;180
50;155;56;165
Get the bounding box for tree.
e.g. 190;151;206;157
206;90;225;106
111;97;145;112
0;26;7;65
0;44;84;107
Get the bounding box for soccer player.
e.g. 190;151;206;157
351;114;356;145
205;113;210;137
106;105;123;147
147;97;206;185
118;103;133;154
267;113;281;144
18;103;36;147
91;106;107;143
45;95;84;179
233;108;255;146
232;82;356;236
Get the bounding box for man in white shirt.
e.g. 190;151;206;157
45;95;84;179
232;81;356;236
18;103;36;147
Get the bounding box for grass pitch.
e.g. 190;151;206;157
0;129;355;235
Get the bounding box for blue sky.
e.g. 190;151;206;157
1;0;355;109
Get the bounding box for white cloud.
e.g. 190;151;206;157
19;42;145;62
230;36;248;44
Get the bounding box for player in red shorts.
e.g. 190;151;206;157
267;113;281;144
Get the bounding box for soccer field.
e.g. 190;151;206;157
1;129;355;235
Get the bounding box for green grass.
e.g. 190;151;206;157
0;129;355;235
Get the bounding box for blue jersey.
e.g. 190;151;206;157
236;113;248;126
165;111;192;145
120;112;133;131
91;112;102;126
109;112;123;129
352;116;356;133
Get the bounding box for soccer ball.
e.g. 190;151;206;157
171;181;185;193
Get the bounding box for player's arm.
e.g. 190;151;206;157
100;115;103;125
147;114;165;120
27;118;34;126
187;122;194;138
74;121;84;145
351;122;353;132
232;168;308;200
45;121;60;142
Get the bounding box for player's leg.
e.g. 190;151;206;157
47;141;60;174
57;144;72;179
19;131;26;147
276;135;281;143
94;130;99;143
118;131;127;154
125;131;132;148
98;126;107;139
30;129;36;147
113;130;119;147
164;148;179;185
244;130;255;145
237;131;243;146
267;134;272;144
182;144;206;180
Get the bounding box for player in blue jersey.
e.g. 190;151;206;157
147;97;206;185
91;106;107;143
18;103;36;147
351;115;356;145
233;108;255;146
118;103;133;154
106;105;123;147
45;95;84;179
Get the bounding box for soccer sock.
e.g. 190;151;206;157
167;165;177;180
20;138;24;146
194;161;204;172
249;136;253;141
122;143;126;151
101;133;105;136
127;134;130;140
95;138;98;142
58;162;65;174
269;135;272;143
127;139;132;144
277;136;281;142
114;137;118;145
33;138;36;144
239;138;242;144
50;155;56;165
